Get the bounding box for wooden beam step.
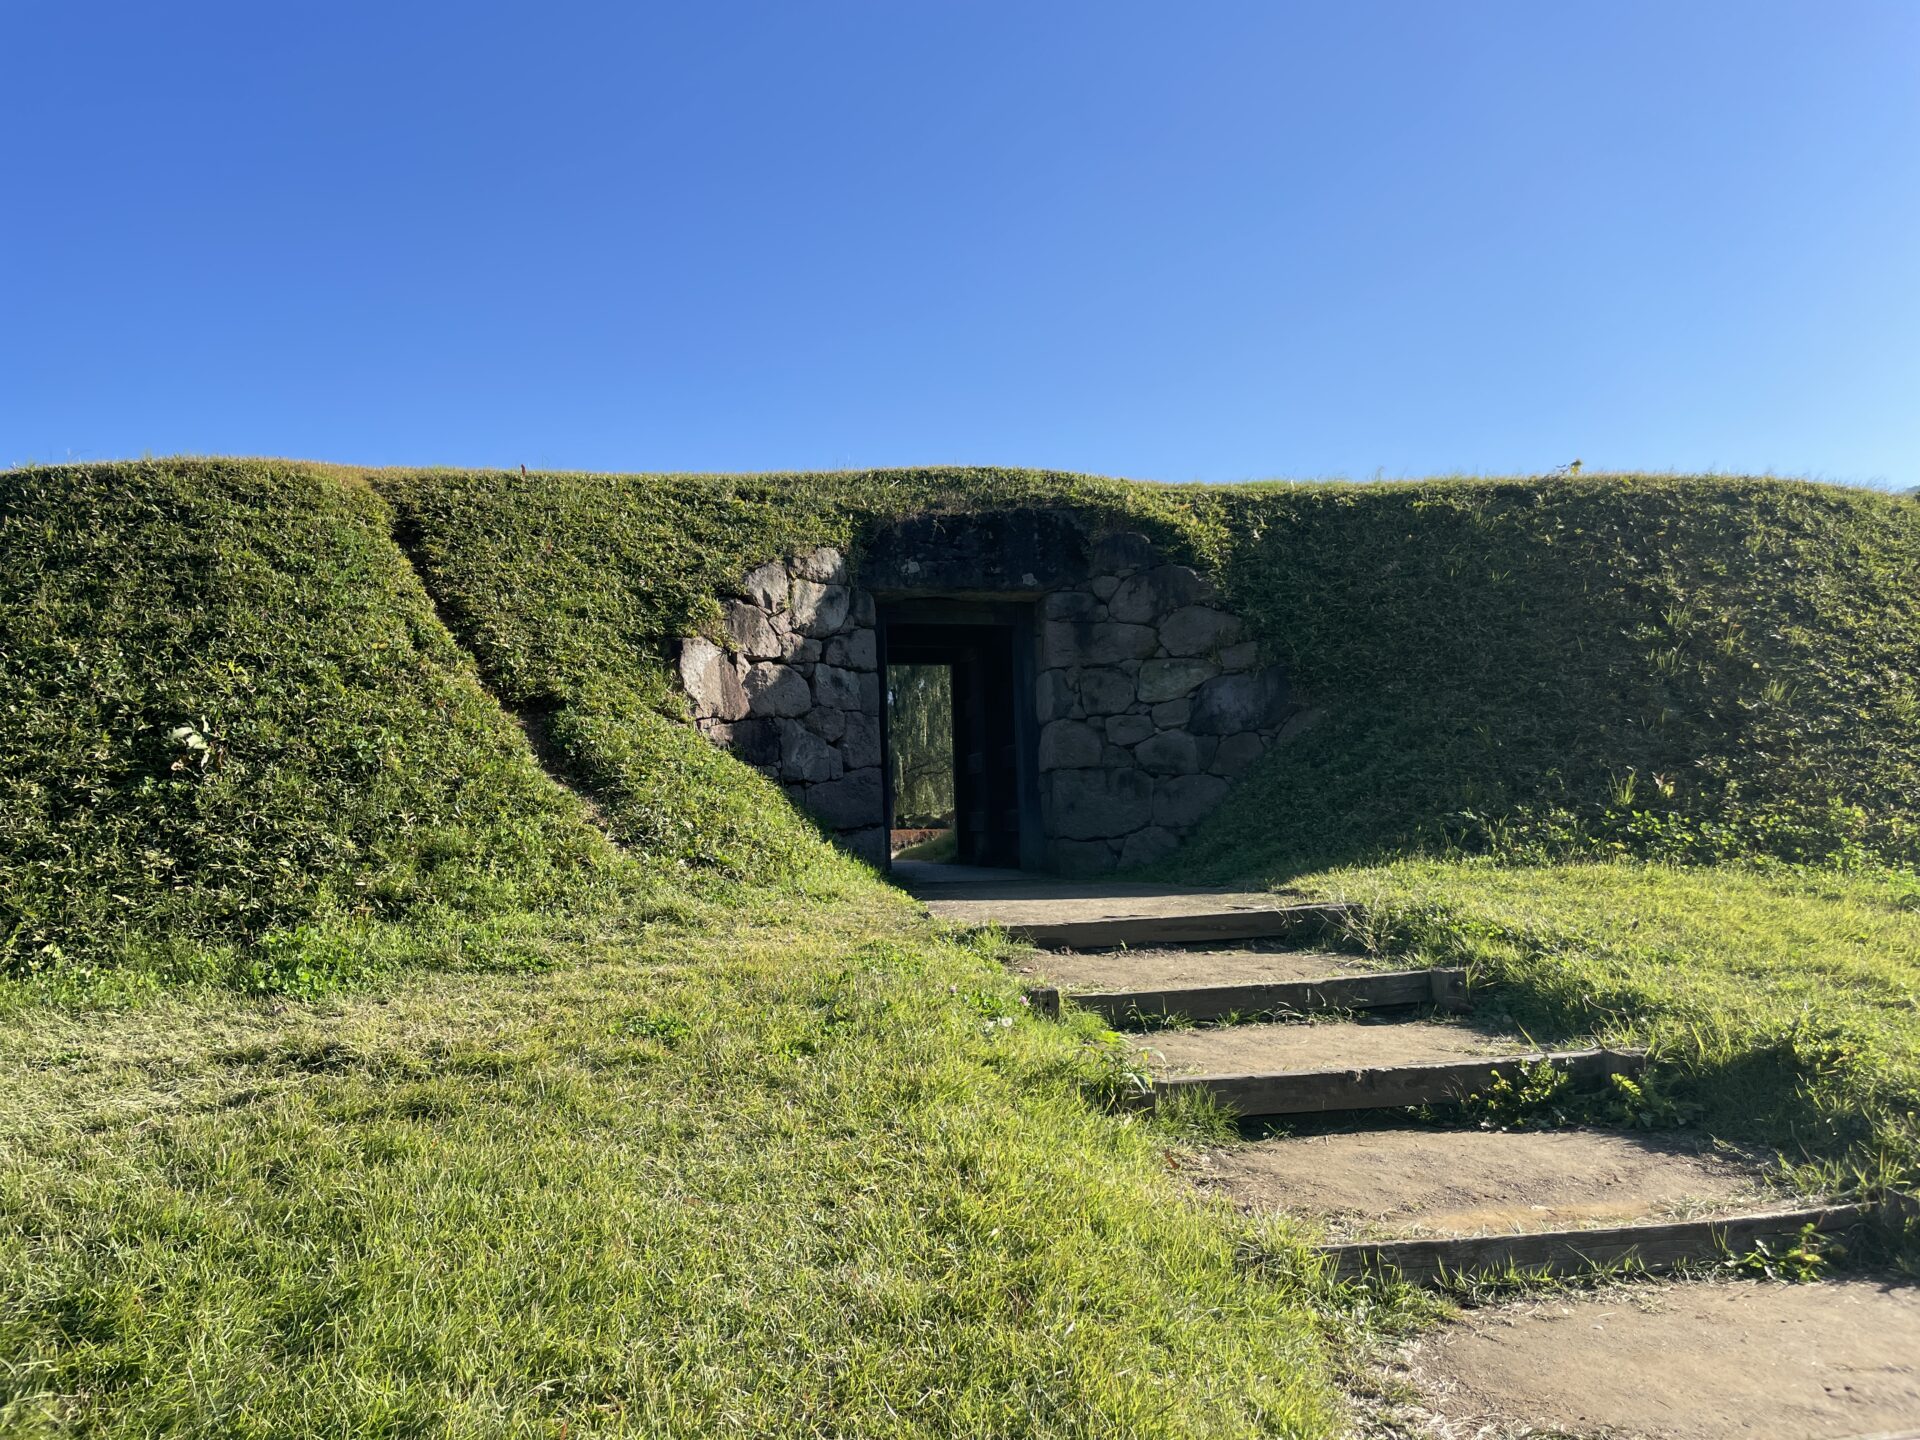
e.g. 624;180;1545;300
1008;901;1352;950
1324;1202;1874;1284
1142;1046;1646;1119
1065;967;1467;1025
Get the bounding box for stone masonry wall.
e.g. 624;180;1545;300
677;525;1306;874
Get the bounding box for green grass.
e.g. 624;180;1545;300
0;873;1347;1438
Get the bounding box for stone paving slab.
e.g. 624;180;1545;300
1202;1128;1778;1241
1381;1276;1920;1439
1137;1017;1518;1077
902;868;1307;930
1011;946;1376;992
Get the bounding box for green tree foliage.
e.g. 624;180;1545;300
887;665;955;828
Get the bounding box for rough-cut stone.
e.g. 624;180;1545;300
725;600;783;660
1152;773;1230;828
780;720;843;783
852;590;877;627
1039;719;1103;770
793;546;847;584
1136;658;1217;704
780;632;822;665
1150;698;1191;729
1105;712;1155;746
807;767;883;829
1078;667;1135;715
825;628;877;671
742;560;788;612
1091;531;1157;573
1036;669;1078;721
804;705;848;742
791;579;851;636
1210;732;1265;776
1119;826;1180;868
841;712;882;770
1042;620;1158;666
1089;575;1120;601
1050;768;1152;839
717;717;780;768
1135;731;1200;775
1055;838;1119;877
1108;564;1214;624
1043;590;1102;621
813;664;862;711
742;661;811;718
1159;606;1243;658
858;672;882;713
1218;640;1260;671
866;510;1090;595
1189;668;1292;735
838;826;889;865
680;638;749;721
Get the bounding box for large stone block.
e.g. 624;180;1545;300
743;661;812;718
836;826;889;866
1119;826;1181;868
813;663;862;711
1053;837;1118;876
1041;620;1158;667
1134;731;1200;775
713;716;780;768
1049;768;1152;839
1036;669;1078;721
1152;773;1230;829
825;627;877;671
1217;640;1260;671
679;638;749;721
742;560;789;612
791;579;851;636
1210;732;1265;776
806;767;883;829
1108;564;1214;625
780;719;843;783
1043;589;1102;621
1105;712;1155;746
1078;667;1136;715
1150;698;1191;729
841;711;883;770
1090;531;1157;573
794;546;847;584
803;704;848;742
725;600;783;660
1136;657;1216;704
1188;668;1292;735
1039;719;1103;770
1159;606;1243;658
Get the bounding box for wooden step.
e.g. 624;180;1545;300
1325;1201;1874;1284
1007;901;1352;950
1141;1046;1647;1119
1053;967;1467;1025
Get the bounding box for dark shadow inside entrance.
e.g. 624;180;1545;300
880;602;1041;872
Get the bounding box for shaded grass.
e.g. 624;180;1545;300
0;868;1348;1439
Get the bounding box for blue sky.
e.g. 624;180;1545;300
5;2;1916;486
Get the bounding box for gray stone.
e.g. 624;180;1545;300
852;589;877;626
806;767;883;829
780;720;843;783
813;664;862;711
1089;574;1121;601
1152;773;1230;829
841;712;882;770
858;672;881;713
679;638;749;721
725;600;783;660
1078;667;1135;715
793;546;847;584
836;826;889;866
1039;719;1103;770
1135;731;1200;775
743;661;812;718
1049;768;1152;839
1189;668;1292;735
1101;743;1133;766
716;716;780;768
803;705;848;742
1054;838;1118;877
1159;606;1243;658
1136;658;1217;704
1036;669;1078;721
780;631;822;665
1105;712;1155;746
1119;826;1180;868
742;560;788;612
791;579;851;636
1090;532;1157;573
1218;640;1260;671
1041;620;1158;666
825;627;877;671
1108;564;1214;625
1210;732;1265;776
1150;698;1191;729
1043;590;1102;621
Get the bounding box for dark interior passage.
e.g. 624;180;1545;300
881;608;1039;870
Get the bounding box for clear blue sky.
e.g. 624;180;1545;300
6;2;1916;486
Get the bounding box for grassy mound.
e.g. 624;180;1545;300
0;461;618;993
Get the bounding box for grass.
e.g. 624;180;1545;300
0;868;1349;1439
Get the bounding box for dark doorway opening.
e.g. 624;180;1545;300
880;603;1041;872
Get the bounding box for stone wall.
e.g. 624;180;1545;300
677;519;1306;874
